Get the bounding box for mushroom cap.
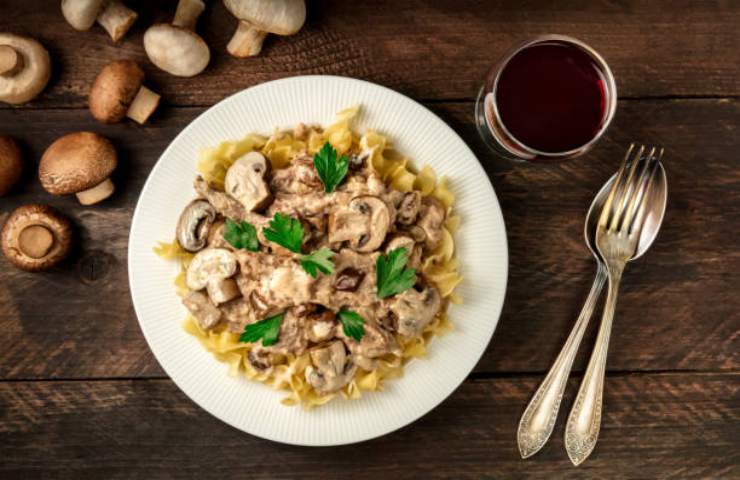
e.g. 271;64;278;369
0;135;23;196
224;151;272;212
186;248;238;291
143;24;210;77
176;199;217;252
89;60;145;123
61;0;106;31
1;204;72;271
224;0;306;35
0;33;51;105
39;132;117;195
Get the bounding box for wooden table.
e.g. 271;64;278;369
1;1;738;478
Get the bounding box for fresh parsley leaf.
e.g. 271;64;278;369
239;313;284;346
376;247;417;298
223;218;259;251
338;309;365;341
300;248;335;278
263;213;304;253
314;142;349;193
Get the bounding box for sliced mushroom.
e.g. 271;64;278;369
1;204;72;272
176;199;216;252
186;248;241;305
223;0;306;57
305;340;356;394
417;197;446;250
247;348;273;371
306;310;337;343
0;33;51;105
89;60;160;124
339;320;399;359
397;191;421;225
0;135;22;196
332;267;365;292
143;0;209;77
61;0;138;43
182;290;222;330
385;233;422;269
224;151;272;212
386;283;441;337
328;195;390;252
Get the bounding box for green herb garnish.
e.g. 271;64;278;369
223;218;259;251
376;247;417;298
300;247;335;278
338;309;365;341
239;313;284;346
314;142;349;193
263;213;304;253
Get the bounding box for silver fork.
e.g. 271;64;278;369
564;144;663;465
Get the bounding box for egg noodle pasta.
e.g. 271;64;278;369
156;106;462;408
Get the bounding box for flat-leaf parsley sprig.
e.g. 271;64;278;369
313;142;349;193
376;247;417;298
239;313;284;346
262;213;335;278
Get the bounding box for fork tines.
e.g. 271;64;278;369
598;143;664;235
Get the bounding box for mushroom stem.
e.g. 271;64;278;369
96;1;137;43
0;45;22;76
227;20;268;57
172;0;205;31
18;225;54;258
126;85;161;124
75;178;115;205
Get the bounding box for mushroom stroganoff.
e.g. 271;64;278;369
155;107;462;408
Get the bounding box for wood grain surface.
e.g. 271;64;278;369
0;1;738;478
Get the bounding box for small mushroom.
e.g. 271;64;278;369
223;0;306;57
176;199;217;252
306;310;337;343
186;247;241;305
328;195;390;253
224;151;272;212
417;197;446;250
247;348;273;371
386;283;441;337
61;0;138;43
0;135;22;196
39;132;117;205
182;290;222;330
0;33;51;105
332;267;364;292
397;191;421;225
305;340;356;394
1;204;72;271
89;60;161;124
385;233;421;269
144;0;210;77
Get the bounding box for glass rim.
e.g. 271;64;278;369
489;34;618;159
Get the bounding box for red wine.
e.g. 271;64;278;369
495;42;607;153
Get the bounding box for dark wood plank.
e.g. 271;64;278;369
0;98;737;379
0;0;738;109
0;373;737;479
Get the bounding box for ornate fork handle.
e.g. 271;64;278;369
517;263;607;458
565;262;624;465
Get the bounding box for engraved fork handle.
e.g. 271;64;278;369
517;263;607;459
565;263;624;466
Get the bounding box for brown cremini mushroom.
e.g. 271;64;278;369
89;60;161;124
144;0;210;77
1;204;72;271
39;132;117;205
0;33;51;105
61;0;138;43
0;135;22;196
223;0;306;57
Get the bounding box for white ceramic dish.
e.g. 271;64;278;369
128;75;508;446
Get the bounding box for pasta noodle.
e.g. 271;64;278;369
156;106;463;408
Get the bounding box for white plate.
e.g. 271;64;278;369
128;76;508;446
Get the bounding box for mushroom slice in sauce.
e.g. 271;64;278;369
332;267;365;292
397;191;421;225
417;197;446;250
328;195;390;252
176;199;216;252
186;248;241;305
224;151;273;212
306;309;337;343
182;290;222;330
386;283;442;337
305;340;356;394
385;233;421;269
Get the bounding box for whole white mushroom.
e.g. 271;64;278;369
0;33;50;105
223;0;306;57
